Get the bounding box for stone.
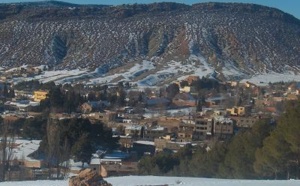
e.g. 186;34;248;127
69;169;112;186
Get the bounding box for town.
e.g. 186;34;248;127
0;65;299;181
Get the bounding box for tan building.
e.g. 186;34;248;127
33;90;48;102
90;158;138;177
226;106;245;116
154;138;191;152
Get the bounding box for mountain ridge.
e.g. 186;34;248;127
0;1;299;83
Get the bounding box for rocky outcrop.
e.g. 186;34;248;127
69;169;112;186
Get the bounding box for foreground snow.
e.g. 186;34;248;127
0;176;300;186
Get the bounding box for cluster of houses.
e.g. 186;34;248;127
0;75;299;179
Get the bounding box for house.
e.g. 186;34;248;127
172;93;196;107
33;90;48;102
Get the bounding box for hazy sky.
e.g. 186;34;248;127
1;0;299;19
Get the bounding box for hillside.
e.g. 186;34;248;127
0;1;300;84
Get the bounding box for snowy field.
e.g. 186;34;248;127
0;176;300;186
240;71;300;86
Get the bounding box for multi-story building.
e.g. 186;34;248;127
213;116;234;140
194;116;213;140
177;123;195;141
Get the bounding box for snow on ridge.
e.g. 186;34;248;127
222;60;245;78
88;60;156;85
5;60;300;87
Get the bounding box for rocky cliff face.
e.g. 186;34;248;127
0;1;299;80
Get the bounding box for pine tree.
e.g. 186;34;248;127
254;100;300;179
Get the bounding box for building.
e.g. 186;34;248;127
231;116;259;129
144;126;167;140
226;106;245;116
177;123;195;141
132;141;155;158
154;138;192;152
194;116;213;140
90;158;138;177
124;125;143;137
33;90;48;102
213;116;234;139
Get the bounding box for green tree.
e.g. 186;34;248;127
36;117;118;171
220;119;272;179
166;83;179;99
254;101;300;179
22;116;47;139
138;156;156;175
71;133;93;167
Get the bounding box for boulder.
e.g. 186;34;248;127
69;169;112;186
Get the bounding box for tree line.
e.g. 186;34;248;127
0;112;119;180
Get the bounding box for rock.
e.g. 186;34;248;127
69;168;112;186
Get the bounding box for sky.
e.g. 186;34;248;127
0;0;299;19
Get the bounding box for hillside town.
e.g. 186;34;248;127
0;65;299;181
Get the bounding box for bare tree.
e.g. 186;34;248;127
0;118;16;181
46;118;60;179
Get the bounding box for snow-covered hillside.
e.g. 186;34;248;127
0;176;299;186
0;2;299;80
7;57;300;88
